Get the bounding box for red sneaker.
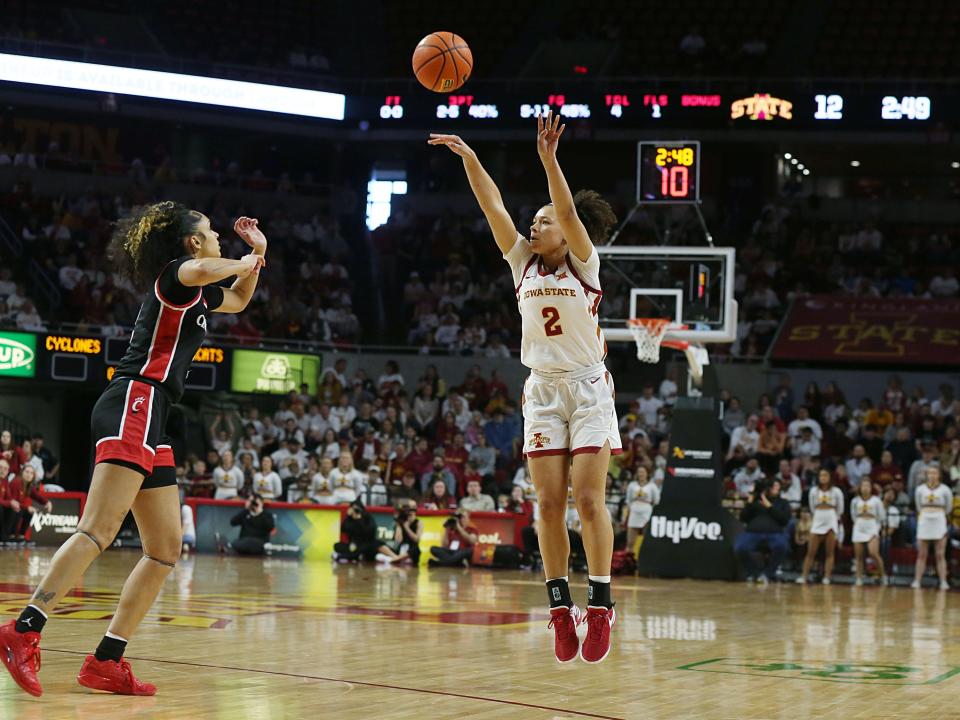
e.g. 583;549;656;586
580;606;616;664
0;619;43;696
77;655;157;696
547;605;583;663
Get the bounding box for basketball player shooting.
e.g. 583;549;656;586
429;111;621;664
0;203;267;696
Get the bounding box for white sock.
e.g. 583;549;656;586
545;575;569;583
105;631;128;642
588;575;611;583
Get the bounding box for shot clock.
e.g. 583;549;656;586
637;141;700;203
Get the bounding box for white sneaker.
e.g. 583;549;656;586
911;580;921;589
940;581;950;591
854;578;863;587
881;575;889;586
795;577;806;584
757;574;769;586
375;553;393;564
822;578;831;585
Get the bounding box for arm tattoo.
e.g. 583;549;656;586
32;587;55;605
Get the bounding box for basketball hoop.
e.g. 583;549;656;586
627;318;687;363
627;318;708;388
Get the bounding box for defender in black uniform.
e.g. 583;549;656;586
0;202;267;697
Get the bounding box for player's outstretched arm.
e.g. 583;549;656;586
178;254;264;287
536;111;592;262
428;134;518;255
218;216;268;313
179;217;268;313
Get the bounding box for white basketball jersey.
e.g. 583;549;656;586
915;484;952;513
504;235;605;373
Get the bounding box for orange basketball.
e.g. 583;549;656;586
412;31;472;93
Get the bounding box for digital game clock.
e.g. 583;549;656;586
637;141;700;203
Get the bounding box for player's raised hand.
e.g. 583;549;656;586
427;133;478;161
234;216;267;251
536;110;565;161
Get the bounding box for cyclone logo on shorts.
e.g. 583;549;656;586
529;433;550;449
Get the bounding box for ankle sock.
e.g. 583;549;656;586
15;605;47;634
546;576;572;609
94;632;128;662
588;575;613;609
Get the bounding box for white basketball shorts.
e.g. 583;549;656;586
522;362;623;458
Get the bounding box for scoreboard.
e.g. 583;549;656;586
48;333;230;391
0;330;323;397
0;330;231;391
637;142;700;203
347;87;947;131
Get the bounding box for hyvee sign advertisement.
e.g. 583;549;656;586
638;397;742;580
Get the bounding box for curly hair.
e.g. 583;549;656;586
573;189;618;245
107;201;202;291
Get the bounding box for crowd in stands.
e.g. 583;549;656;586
0;178;529;357
0;431;60;543
172;358;960;579
720;375;960;581
725;205;960;358
0;181;364;345
182;360;528;509
2;182;959;366
4;336;959;583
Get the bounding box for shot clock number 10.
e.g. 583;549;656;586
637;141;701;204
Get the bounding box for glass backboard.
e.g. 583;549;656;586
596;246;737;344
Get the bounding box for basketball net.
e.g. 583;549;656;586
627;318;708;388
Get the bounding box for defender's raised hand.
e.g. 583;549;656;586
234;216;267;251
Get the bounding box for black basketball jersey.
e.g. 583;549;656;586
114;256;224;401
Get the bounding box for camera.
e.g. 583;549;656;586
443;511;462;529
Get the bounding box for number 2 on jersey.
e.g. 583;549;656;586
542;306;563;336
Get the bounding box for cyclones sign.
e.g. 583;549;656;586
770;296;960;365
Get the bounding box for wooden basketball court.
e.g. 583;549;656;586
1;548;958;720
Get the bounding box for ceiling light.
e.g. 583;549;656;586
797;163;805;170
790;158;798;165
850;160;860;167
784;153;792;159
802;168;810;176
952;161;960;169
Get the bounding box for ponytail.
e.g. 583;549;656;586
108;201;202;290
573;189;617;245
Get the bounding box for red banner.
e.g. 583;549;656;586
770;296;960;365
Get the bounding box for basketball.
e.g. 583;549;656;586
412;31;472;93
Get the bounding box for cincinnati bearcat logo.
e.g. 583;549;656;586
529;432;550;449
131;395;146;413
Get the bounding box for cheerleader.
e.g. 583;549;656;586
623;467;660;553
851;478;887;586
912;466;952;590
797;469;844;584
